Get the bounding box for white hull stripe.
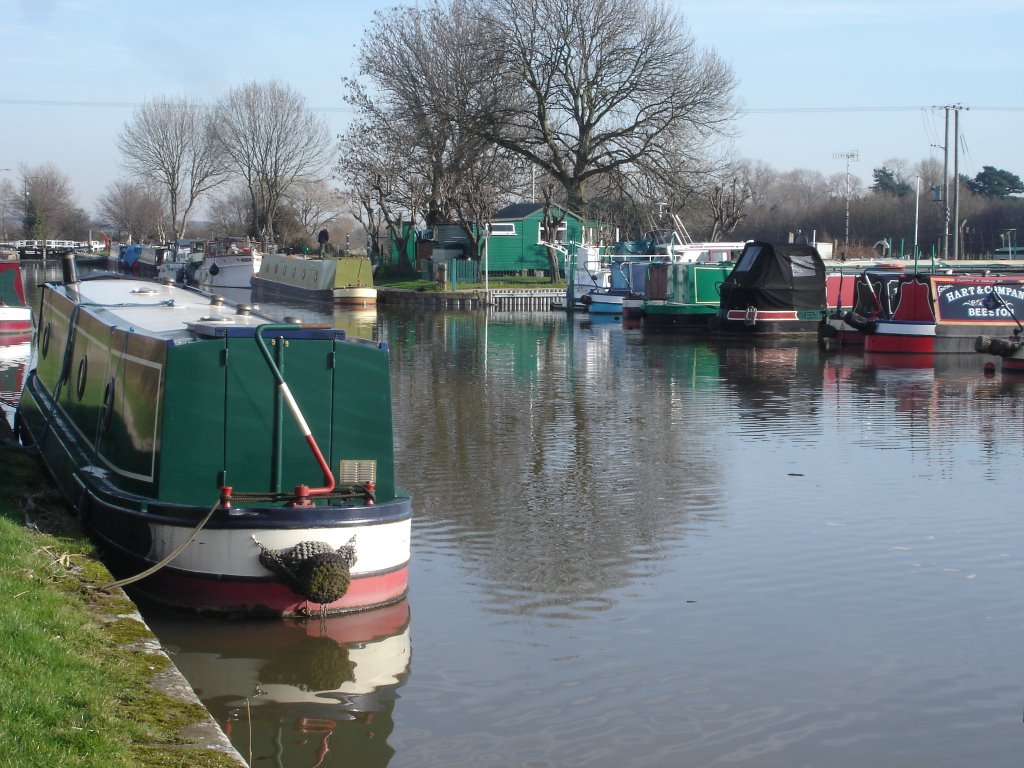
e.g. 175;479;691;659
873;322;936;337
147;517;411;577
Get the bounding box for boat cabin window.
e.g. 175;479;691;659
733;245;763;272
789;253;817;278
489;223;516;236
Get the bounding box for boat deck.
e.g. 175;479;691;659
59;278;274;341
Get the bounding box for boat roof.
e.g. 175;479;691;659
52;275;344;343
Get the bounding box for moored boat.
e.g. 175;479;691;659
819;265;912;349
0;260;33;335
189;237;262;290
551;245;610;311
712;241;827;335
855;272;1024;355
15;255;411;617
253;254;377;305
156;240;199;283
641;260;734;331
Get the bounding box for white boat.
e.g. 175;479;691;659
189;237;262;290
550;245;610;310
155;240;198;283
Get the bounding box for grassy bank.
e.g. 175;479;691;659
0;427;241;767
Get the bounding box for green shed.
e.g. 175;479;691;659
485;203;586;275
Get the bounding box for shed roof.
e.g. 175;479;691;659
492;203;582;222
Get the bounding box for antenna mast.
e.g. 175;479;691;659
833;150;859;257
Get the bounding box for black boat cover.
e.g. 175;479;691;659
719;242;826;311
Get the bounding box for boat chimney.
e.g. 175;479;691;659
61;251;79;285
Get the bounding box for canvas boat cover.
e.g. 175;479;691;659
719;242;826;311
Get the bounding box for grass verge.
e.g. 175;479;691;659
0;433;241;767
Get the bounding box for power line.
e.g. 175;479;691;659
0;98;1021;115
0;98;355;113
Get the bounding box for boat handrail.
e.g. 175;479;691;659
254;323;336;498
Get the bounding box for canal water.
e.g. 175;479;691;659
17;264;1024;767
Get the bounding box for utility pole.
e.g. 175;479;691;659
936;104;966;260
942;108;949;261
951;105;967;260
833;150;858;257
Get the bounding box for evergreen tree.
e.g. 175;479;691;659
967;166;1024;198
871;167;912;197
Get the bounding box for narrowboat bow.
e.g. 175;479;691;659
15;256;411;617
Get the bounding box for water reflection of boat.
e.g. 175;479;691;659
0;336;31;417
149;600;410;767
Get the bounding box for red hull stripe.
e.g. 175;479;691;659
864;333;934;353
725;310;801;321
129;565;409;616
0;321;33;333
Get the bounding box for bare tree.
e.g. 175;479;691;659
20;163;80;242
466;0;738;212
96;180;167;242
347;177;390;262
283;180;345;240
117;96;227;240
0;178;19;241
339;0;521;271
704;173;752;241
213;80;332;241
206;184;253;237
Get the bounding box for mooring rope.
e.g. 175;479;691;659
98;496;221;592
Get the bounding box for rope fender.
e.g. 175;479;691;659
253;535;357;605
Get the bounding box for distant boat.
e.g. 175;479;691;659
713;242;828;335
0;260;33;336
186;237;262;290
641;261;735;331
15;256;411;617
156;240;199;283
853;271;1024;356
550;245;610;311
252;254;377;305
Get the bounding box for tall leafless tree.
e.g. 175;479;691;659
96;180;167;242
0;178;19;241
213;80;332;242
704;173;752;241
117;96;227;240
20;163;82;241
339;0;522;271
283;179;345;241
464;0;738;213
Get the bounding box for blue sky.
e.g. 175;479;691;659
3;0;1021;213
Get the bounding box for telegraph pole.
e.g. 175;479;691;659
833;150;858;257
942;108;949;260
951;105;967;260
936;104;966;260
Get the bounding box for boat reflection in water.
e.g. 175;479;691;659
147;600;410;767
0;334;32;425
